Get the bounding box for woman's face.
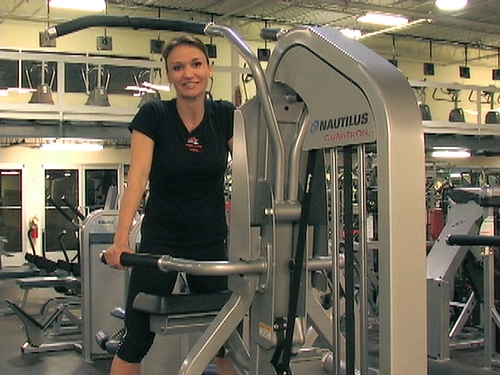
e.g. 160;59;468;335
166;44;211;101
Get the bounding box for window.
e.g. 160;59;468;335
84;169;118;211
44;169;80;253
0;170;22;253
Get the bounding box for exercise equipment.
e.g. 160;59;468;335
8;187;120;356
46;15;427;374
82;64;110;106
427;186;500;361
80;209;127;361
8;229;82;352
467;88;500;124
25;61;55;104
7;224;82;355
433;87;465;122
6;299;82;354
413;86;432;120
483;90;500;124
445;186;500;369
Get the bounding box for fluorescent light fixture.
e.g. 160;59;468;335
49;0;106;12
340;28;362;39
142;82;170;92
431;147;471;158
0;87;37;96
125;85;157;94
0;171;20;175
41;143;104;151
357;13;409;27
125;82;170;94
435;0;468;11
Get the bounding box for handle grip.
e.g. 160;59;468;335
100;251;161;269
446;234;500;247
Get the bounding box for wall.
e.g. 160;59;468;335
0;146;130;265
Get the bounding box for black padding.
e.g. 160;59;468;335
133;291;231;315
121;253;160;268
449;108;465;122
419;103;432;120
485;111;500;124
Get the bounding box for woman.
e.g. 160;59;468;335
103;34;236;375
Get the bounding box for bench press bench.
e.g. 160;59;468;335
15;275;80;308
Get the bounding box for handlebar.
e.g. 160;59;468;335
446;234;500;247
100;251;267;276
45;15;207;39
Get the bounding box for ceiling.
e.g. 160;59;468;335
1;0;500;68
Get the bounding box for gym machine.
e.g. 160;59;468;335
80;208;129;362
46;15;427;374
445;186;500;369
433;87;465;122
427;190;485;360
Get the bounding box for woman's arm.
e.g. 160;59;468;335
104;130;154;268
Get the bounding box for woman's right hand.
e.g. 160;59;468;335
103;243;134;270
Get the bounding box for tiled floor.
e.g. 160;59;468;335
1;275;500;375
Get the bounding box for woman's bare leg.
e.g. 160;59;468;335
110;355;141;375
215;356;238;375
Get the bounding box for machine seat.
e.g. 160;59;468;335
133;291;231;316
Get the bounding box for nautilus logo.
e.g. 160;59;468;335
310;112;369;134
310;121;321;133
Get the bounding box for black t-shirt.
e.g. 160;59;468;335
129;99;235;248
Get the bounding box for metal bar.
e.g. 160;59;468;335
484;244;494;368
343;146;355;375
287;108;310;202
157;255;267;276
330;148;341;375
357;145;369;374
448;291;476;339
205;23;285;202
308;255;344;271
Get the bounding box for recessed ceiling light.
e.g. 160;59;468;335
435;0;468;11
431;147;471;158
49;0;106;12
339;28;362;39
40;143;104;151
357;13;409;27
